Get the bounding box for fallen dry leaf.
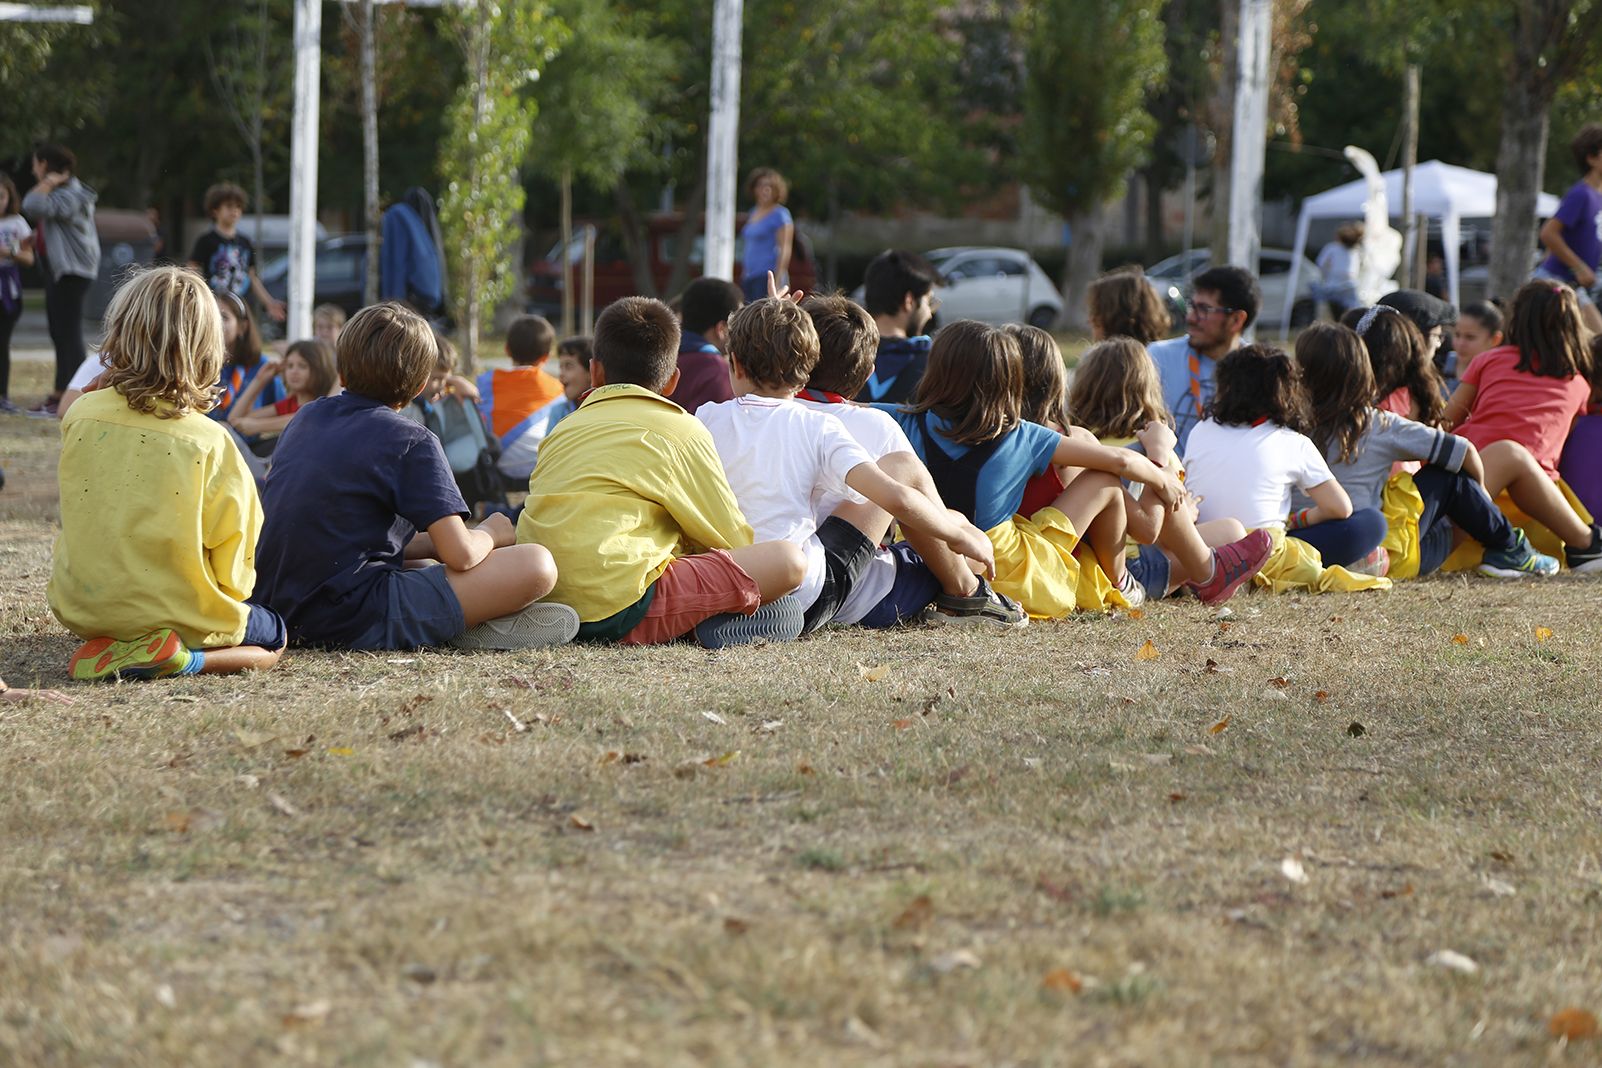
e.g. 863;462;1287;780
1168;792;1187;803
1204;657;1220;674
1481;876;1517;898
701;710;728;725
755;719;784;734
1217;620;1233;632
283;748;309;760
1126;607;1145;620
502;708;528;732
796;762;816;776
702;750;739;767
1314;690;1330;703
928;949;981;974
1268;675;1291;688
326;746;355;757
723;917;750;936
892;895;934;930
1535;625;1554;642
858;663;892;682
1184;743;1215;757
891;718;915;730
1425;949;1479;975
232;728;277;749
1451;633;1470;645
600;751;620;765
1379;882;1415;899
1548;1007;1599;1041
1208;715;1231;735
1280;856;1309;884
1134;639;1160;661
266;793;300;818
1347;721;1367;737
281;999;331;1027
568;814;595;832
1041;967;1084;993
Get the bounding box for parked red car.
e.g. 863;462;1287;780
525;213;817;315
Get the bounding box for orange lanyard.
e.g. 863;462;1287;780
1187;349;1204;418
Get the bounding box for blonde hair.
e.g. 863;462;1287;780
100;266;224;418
1068;337;1171;439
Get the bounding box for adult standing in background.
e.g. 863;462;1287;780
0;174;37;414
739;167;793;301
1314;222;1363;319
21;143;99;416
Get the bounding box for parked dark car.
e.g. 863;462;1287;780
259;233;368;335
525;213;817;315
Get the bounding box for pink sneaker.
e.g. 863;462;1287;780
1347;545;1390;577
1188;529;1273;606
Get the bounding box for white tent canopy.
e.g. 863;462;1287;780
1285;160;1561;322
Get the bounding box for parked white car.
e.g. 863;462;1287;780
1145;248;1323;331
851;246;1064;329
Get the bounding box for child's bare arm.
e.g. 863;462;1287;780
844;461;995;577
1299;478;1353;525
250;269;287;322
1540;217;1597;287
227;362;278;427
426;514;499;571
231;410;297;437
1441;382;1477;429
1054;435;1183;508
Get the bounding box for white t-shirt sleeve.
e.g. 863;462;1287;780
813;411;877;502
67;352;110;392
1291;431;1336;492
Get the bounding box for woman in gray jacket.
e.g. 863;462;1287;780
22;143;99;413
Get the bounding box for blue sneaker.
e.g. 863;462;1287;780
1479;529;1560;578
694;595;805;649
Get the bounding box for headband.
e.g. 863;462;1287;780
1354;304;1397;337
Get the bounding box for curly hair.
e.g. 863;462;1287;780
1206;344;1308;433
1087;267;1171;344
1068;336;1171;440
99;267;225;418
1295;323;1374;463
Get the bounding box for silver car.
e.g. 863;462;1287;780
1145;248;1323;331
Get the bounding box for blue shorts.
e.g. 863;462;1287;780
1126;543;1171;601
241;602;288;651
858;543;942;628
375;564;467;650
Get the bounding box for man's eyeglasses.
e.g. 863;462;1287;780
1188;301;1237;319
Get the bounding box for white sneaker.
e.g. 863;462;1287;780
1117;567;1147;607
450;602;580;651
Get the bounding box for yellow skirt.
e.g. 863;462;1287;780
987;506;1126;618
1254;526;1393;594
1438;479;1594;572
1379;472;1426;581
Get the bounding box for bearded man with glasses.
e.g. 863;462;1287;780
1147;265;1262;451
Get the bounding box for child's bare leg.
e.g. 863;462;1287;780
197;645;283;674
1156;504;1216;586
1052;469;1128;580
726;541;807;602
443;543;559;626
1197;518;1247;546
901;509;983;597
1479;440;1592;547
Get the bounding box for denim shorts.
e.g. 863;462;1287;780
1126;543;1171;601
858;543;943;628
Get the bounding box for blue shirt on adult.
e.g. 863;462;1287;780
1148;335;1216;453
856;335;932;405
1538;180;1602;283
741;205;793;279
880;407;1059;531
254;390;468;647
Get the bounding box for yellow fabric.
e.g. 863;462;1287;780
1440;480;1594;572
518;383;754;622
48;388;261;647
986;505;1126;618
1252;526;1392;594
1378;472;1425;581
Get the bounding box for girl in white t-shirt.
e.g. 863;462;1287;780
1183;344;1385;568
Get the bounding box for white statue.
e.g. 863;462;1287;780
1343;145;1403;303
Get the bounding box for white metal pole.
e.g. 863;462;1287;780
704;0;743;282
289;0;322;341
1227;0;1270;334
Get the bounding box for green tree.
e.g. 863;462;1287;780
438;0;565;372
1020;0;1166;330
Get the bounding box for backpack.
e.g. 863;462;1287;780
406;395;508;511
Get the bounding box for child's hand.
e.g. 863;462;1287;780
267;297;287;322
447;374;480;402
1176;491;1201;525
477;511;516;547
765;270;804;304
1147;470;1184;509
258;359;280;379
1136;420;1177;457
1577;264;1598;289
0;685;74;705
950;523;996;579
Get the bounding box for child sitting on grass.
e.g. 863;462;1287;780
797;294;1025;627
519;296;808;648
476;313;565;483
210;290;283;422
545;335;592;430
228;338;337;442
47;266;286;680
698;297;1005;635
255;302;577;651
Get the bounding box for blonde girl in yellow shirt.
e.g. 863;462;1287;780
47;266;286;680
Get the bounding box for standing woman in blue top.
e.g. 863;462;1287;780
739;168;793;301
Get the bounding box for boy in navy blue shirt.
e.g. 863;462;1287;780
254;302;578;650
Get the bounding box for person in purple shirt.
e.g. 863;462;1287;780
1536;123;1602;333
667;277;743;414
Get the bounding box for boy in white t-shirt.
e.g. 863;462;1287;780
697;298;999;634
796;294;1026;627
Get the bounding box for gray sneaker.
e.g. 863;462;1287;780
0;397;22;415
450;602;580;651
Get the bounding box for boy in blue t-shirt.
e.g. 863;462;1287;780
1537;123;1602;333
253;302;578;651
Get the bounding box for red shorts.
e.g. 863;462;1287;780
620;549;761;645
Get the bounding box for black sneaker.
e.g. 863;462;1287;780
1566;523;1602;574
694;595;805;648
922;575;1028;628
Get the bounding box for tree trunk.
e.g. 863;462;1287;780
1142;164;1166;261
360;0;380;308
461;11;490;374
1060;203;1107;334
613;180;658;296
1488;55;1551;303
1207;0;1237;265
251;0;268;249
560;167;574;336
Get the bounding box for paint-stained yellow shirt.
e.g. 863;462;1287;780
517;383;753;622
48;388;262;647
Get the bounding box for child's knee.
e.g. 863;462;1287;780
776;541;807;587
516;543;559;598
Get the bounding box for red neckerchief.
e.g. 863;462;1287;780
1250;415;1270;427
796;387;849;404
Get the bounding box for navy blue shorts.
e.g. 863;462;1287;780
241;602;288;651
858;543;943;628
1126;543;1171;601
375;564;467;650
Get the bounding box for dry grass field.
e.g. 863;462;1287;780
3;358;1602;1067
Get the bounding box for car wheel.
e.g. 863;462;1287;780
1027;305;1059;330
1290;298;1316;329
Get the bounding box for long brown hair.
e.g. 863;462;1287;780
1343;305;1446;426
215;289;263;368
1005;324;1070;430
284;339;338;398
1069;336;1170;439
1295;323;1373;463
906;319;1022;445
1506;280;1591;380
1207;344;1308;432
1087;267;1171;344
